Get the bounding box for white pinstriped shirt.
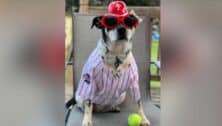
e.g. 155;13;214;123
76;49;141;110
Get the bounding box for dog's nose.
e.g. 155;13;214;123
117;26;126;40
117;27;126;35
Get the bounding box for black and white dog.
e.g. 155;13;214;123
66;1;150;126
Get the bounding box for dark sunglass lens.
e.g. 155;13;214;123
104;16;117;27
124;15;138;27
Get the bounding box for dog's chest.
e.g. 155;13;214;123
90;51;136;102
92;66;131;106
99;42;132;72
105;42;131;57
76;49;139;110
95;67;129;93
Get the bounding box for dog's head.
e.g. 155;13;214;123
91;10;142;44
91;10;142;76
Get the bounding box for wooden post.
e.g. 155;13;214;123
79;0;89;13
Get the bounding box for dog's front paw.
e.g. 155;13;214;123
82;118;92;126
141;117;151;126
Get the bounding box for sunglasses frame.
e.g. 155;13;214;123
100;14;139;29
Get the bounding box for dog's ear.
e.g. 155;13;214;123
91;16;104;29
130;10;143;23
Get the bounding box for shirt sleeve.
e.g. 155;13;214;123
128;66;141;102
76;65;97;102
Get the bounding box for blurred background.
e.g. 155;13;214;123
65;0;161;107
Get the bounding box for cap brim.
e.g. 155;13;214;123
105;12;129;17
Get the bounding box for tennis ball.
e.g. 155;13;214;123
128;113;142;126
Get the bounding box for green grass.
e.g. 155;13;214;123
150;63;158;75
151;41;159;61
150;41;159;75
150;41;160;88
150;81;160;88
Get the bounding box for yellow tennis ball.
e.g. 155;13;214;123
128;113;142;126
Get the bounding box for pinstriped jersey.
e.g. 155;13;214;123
76;49;141;110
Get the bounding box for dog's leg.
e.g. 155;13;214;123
137;101;151;126
82;100;93;126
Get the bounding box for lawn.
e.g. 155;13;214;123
150;41;160;89
150;41;160;104
151;41;159;61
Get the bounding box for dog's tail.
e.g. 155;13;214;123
65;97;76;125
65;97;76;109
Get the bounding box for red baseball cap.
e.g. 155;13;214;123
108;1;128;16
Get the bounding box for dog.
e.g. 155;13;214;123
66;1;150;126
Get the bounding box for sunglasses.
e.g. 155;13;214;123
100;14;139;29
